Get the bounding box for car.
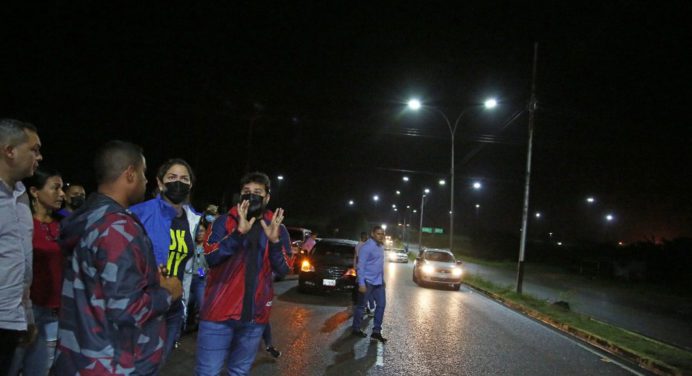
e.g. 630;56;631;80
387;248;409;263
412;248;463;290
298;238;357;293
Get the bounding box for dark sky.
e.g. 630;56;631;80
3;2;691;242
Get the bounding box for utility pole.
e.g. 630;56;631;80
516;42;539;294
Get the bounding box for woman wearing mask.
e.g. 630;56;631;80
12;168;65;376
130;158;201;363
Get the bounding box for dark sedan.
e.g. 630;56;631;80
298;238;357;293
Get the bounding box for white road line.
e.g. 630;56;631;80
376;341;384;366
562;332;646;375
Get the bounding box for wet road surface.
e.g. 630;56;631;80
162;262;646;375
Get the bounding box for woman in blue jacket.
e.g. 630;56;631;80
130;158;201;363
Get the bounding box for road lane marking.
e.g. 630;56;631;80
376;341;384;366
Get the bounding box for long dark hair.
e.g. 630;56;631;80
23;168;62;215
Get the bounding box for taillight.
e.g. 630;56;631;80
344;268;357;277
301;259;315;272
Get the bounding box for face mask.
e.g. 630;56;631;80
69;196;85;209
240;193;266;219
205;214;215;223
163;181;190;204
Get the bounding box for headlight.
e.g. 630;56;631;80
389;253;397;260
451;267;463;277
421;264;434;274
301;260;315;272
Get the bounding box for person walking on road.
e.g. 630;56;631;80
351;226;388;343
354;231;375;315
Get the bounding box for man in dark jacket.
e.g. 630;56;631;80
55;141;182;375
196;172;289;376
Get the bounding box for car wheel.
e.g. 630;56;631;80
452;283;461;291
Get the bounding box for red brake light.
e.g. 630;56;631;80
301;259;314;272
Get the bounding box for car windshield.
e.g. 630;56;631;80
313;244;355;258
425;251;454;262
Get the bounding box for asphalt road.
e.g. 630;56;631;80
162;262;647;375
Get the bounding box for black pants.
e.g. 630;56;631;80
0;328;24;376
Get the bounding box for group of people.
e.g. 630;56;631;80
0;119;291;375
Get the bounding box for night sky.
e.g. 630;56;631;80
3;2;691;242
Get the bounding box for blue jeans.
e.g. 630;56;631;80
352;283;386;333
163;300;184;362
262;323;273;347
10;305;59;376
195;319;265;376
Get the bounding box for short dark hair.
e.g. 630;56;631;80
156;158;196;185
239;171;271;193
93;140;144;184
0;119;38;147
371;225;383;233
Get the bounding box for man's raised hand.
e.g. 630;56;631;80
237;200;256;234
260;208;284;243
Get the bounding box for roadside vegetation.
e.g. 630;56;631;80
462;273;692;375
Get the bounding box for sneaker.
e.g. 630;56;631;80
174;340;181;349
351;330;368;338
370;332;388;343
367;308;375;317
266;346;282;358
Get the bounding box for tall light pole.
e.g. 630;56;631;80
417;188;430;252
407;98;497;252
516;42;539;294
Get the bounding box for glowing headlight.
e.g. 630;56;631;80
451;267;463;277
389;253;397;260
421;264;435;274
301;260;315;272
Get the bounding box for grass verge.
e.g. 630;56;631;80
463;273;692;375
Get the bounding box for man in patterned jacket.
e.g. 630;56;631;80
55;141;182;375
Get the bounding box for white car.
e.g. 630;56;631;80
412;248;463;290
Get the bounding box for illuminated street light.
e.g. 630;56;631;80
407;99;422;110
381;224;387;231
392;204;396;208
606;214;614;221
473;181;482;190
348;200;354;206
439;179;446;186
586;196;595;203
424;188;430;194
277;175;284;181
407;97;497;252
402;176;409;182
396;190;401;195
373;195;379;202
535;212;541;218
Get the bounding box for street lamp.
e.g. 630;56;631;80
418;189;429;253
407;97;497;252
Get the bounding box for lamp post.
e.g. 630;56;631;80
418;192;427;252
407;98;496;252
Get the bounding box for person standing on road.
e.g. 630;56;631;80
195;172;289;376
0;119;42;375
353;231;375;315
130;158;202;361
351;226;387;343
54;141;182;375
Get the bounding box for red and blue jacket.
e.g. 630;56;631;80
200;206;289;323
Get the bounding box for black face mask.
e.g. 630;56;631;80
240;193;266;219
69;196;85;209
163;181;190;204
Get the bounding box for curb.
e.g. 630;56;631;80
463;282;686;376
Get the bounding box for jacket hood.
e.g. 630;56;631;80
59;193;130;257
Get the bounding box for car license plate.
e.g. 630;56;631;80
323;279;336;286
